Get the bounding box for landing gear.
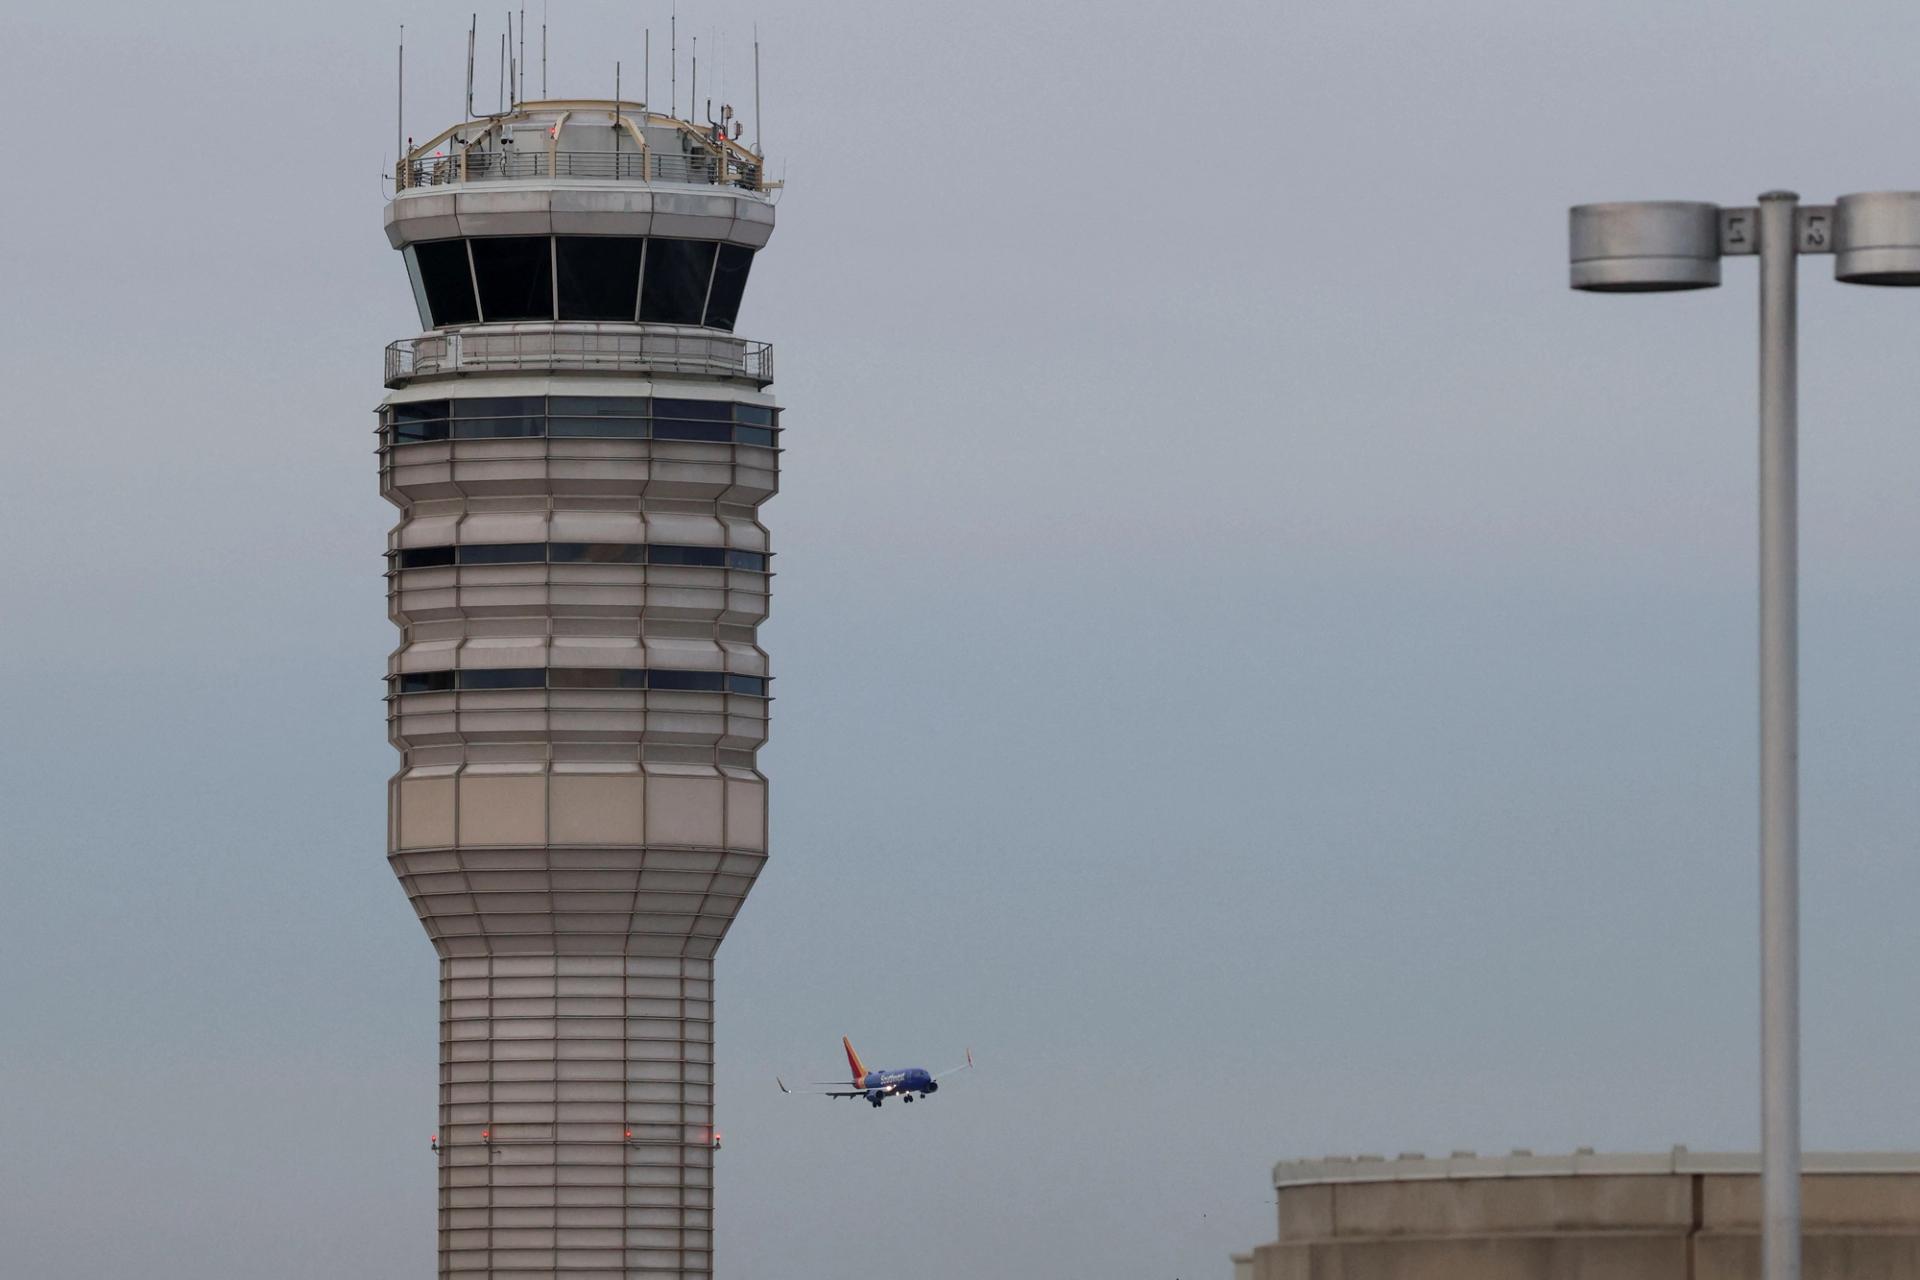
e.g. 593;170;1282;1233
869;1096;883;1109
903;1094;914;1104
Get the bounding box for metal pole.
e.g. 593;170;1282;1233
1756;188;1801;1280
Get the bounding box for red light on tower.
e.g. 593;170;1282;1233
623;1128;633;1140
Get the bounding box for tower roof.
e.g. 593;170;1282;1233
397;100;770;196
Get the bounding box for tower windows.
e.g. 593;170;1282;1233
411;240;480;327
469;236;555;321
391;399;455;443
556;237;645;321
703;245;755;332
380;397;779;448
547;543;649;564
406;236;755;330
391;668;769;696
638;239;719;325
451;395;546;439
392;543;769;571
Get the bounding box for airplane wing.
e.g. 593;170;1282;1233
776;1077;894;1097
932;1048;975;1082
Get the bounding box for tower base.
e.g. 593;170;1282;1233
437;955;716;1277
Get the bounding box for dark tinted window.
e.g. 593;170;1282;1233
653;398;732;420
414;241;478;327
648;669;728;692
550;543;647;563
550;669;621;688
556;236;644;321
459;668;545;690
654;421;733;443
549;671;652;690
389;400;452;443
458;543;546;565
549;396;650;438
396;546;457;569
398;542;756;567
639;239;717;324
453;395;545;439
384;397;781;448
470;236;554;321
704;245;754;330
396;668;770;696
550;417;647;438
551;395;649;416
648;545;729;567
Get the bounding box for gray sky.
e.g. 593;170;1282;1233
4;0;1920;1276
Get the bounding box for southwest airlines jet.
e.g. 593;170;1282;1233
777;1038;973;1108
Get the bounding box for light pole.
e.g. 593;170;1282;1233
1569;191;1920;1280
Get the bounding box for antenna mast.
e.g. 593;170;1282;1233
506;11;516;107
753;27;762;157
541;0;548;97
466;15;477;121
645;29;651;111
691;37;697;124
671;6;677;118
396;25;405;170
519;5;526;101
498;31;506;113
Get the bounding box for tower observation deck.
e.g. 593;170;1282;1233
378;98;778;1278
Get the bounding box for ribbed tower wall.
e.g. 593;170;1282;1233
378;105;778;1278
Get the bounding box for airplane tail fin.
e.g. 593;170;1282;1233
843;1036;867;1086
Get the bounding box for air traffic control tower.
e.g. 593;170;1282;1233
378;97;778;1277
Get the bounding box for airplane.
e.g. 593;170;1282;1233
777;1037;973;1108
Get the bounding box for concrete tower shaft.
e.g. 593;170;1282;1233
379;100;777;1278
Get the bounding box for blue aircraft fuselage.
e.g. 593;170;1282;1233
862;1068;936;1102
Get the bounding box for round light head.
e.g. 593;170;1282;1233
1835;191;1920;286
1569;201;1722;292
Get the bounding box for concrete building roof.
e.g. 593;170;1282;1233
1275;1148;1920;1188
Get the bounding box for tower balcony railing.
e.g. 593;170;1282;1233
398;147;764;192
385;325;774;389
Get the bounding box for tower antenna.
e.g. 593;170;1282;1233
645;29;651;112
614;62;622;156
466;14;477;120
396;25;405;173
753;26;762;157
541;0;548;97
506;11;516;107
671;5;677;118
498;30;506;114
691;36;697;127
518;4;525;102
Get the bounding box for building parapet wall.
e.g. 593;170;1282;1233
1276;1147;1920;1188
384;182;774;251
1244;1150;1920;1280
